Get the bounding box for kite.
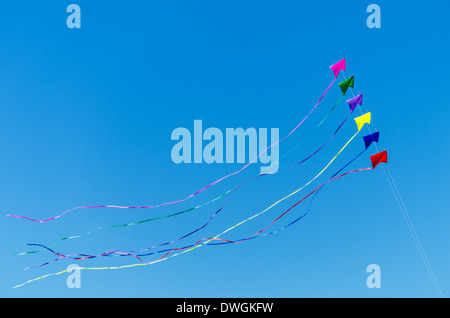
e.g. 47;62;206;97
370;150;388;168
339;76;354;95
330;58;346;78
347;94;363;113
355;112;371;131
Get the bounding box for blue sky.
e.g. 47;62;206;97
0;0;449;297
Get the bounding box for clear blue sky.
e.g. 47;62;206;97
0;0;449;297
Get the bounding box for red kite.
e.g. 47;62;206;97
370;150;388;169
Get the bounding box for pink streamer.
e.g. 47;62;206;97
6;78;336;223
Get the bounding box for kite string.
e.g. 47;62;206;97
341;71;444;298
384;168;443;298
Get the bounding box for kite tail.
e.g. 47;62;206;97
6;79;336;224
18;95;350;259
12;165;371;289
156;131;363;259
19;174;267;260
160;166;373;258
210;148;369;245
23;129;360;267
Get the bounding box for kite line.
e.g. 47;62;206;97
341;72;444;298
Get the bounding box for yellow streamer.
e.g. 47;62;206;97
14;125;365;289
